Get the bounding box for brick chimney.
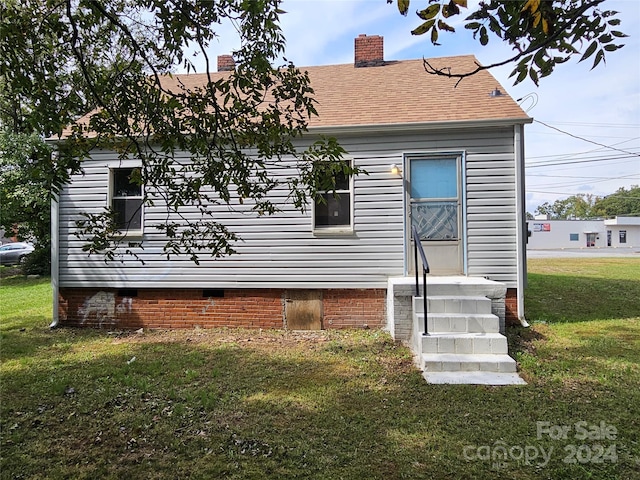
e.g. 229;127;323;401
217;54;235;72
354;34;384;67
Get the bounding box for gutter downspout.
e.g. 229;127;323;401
514;124;530;327
50;193;59;328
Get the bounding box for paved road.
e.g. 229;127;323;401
526;248;640;258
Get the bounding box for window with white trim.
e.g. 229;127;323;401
111;168;143;234
313;160;353;232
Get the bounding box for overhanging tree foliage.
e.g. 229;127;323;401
393;0;627;85
1;0;355;263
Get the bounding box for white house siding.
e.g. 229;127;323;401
57;126;520;290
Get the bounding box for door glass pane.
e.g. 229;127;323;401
411;201;458;240
410;158;457;199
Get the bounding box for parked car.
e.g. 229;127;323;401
0;242;35;266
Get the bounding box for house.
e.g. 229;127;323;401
52;35;531;383
528;217;640;249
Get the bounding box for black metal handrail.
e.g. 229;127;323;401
412;225;430;335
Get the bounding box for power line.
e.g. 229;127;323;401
528;189;640;201
527;137;640;160
527;151;638;165
526;154;640;168
528;173;640;189
539;121;640;129
528;173;638;180
534;120;640;158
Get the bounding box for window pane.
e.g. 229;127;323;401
620;230;627;243
113;168;141;197
411;201;458;240
334;170;349;191
410;158;457;199
113;198;142;230
315;193;350;227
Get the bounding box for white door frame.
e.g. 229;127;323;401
404;152;466;276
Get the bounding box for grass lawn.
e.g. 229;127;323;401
1;259;639;479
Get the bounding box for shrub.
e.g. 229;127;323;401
22;246;50;276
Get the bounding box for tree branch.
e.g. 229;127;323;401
423;0;608;85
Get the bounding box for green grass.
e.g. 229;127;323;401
525;257;640;323
1;260;639;479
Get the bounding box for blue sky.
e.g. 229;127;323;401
202;0;640;215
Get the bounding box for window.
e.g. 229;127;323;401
409;157;460;241
569;233;579;241
313;161;353;232
620;230;627;244
111;168;143;234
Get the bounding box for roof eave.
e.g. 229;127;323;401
307;116;533;136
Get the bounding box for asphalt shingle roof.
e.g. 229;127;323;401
299;56;530;128
161;55;530;129
62;54;530;138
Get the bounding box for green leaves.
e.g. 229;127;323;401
397;0;410;16
412;19;435;36
534;188;640;220
400;0;627;86
2;0;351;264
417;4;439;20
411;2;456;42
579;40;599;63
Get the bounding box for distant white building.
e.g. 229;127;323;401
527;217;640;249
604;216;640;248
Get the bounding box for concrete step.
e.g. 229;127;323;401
392;276;507;298
416;312;500;333
413;295;492;315
422;353;518;373
421;333;508;354
424;371;527;385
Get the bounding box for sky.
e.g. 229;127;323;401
197;0;640;215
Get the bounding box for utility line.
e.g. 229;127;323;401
527;151;638;166
527;137;640;160
528;190;640;201
534;120;640;158
528;173;639;179
529;173;639;189
537;121;639;129
527;155;640;168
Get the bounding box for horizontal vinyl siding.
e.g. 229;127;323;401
59;145;405;289
58;127;520;289
466;149;518;286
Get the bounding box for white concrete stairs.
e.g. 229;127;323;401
414;295;526;385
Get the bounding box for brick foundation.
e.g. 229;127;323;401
505;288;519;326
323;289;386;329
58;287;386;330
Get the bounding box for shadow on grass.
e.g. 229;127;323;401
0;334;468;479
0;322;108;363
525;273;640;323
3;327;638;480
